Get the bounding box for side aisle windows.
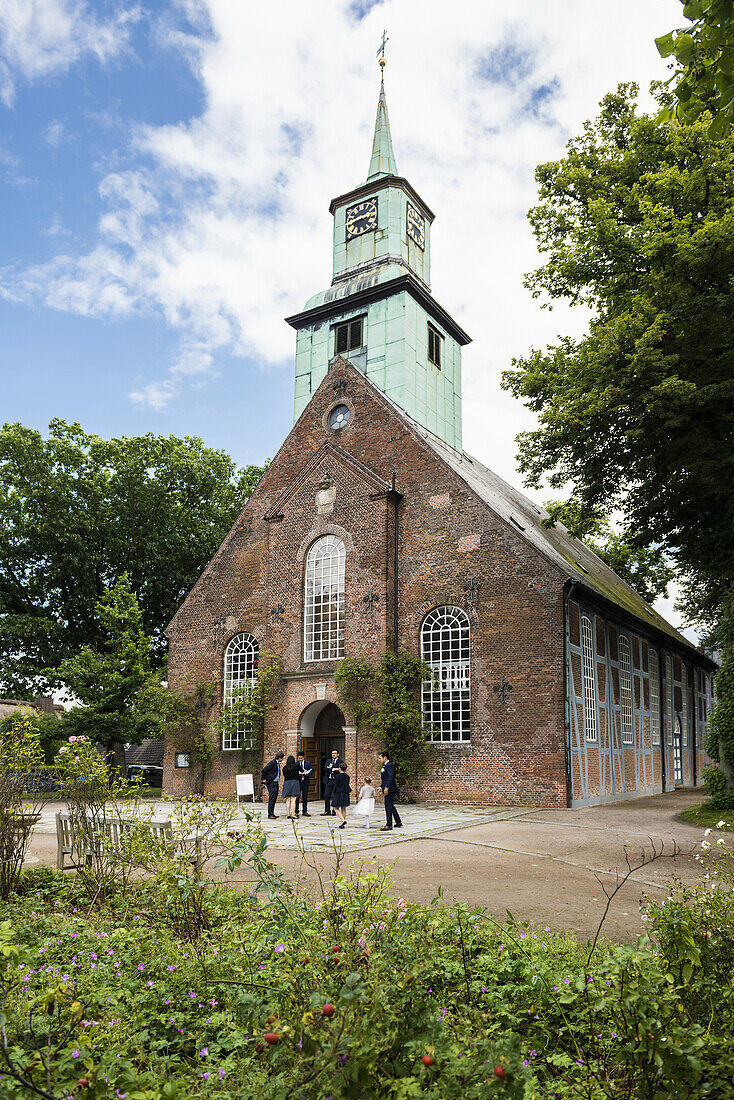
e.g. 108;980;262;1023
581;615;598;743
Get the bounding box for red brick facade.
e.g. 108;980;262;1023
164;356;714;808
164;356;568;807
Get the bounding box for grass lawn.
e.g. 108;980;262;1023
679;799;734;830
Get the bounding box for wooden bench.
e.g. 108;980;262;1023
55;812;202;872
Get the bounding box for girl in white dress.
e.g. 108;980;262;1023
354;779;376;829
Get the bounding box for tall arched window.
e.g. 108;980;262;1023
304;535;346;662
619;635;634;745
649;648;661;747
421;606;471;742
665;654;674;746
581;615;597;743
681;663;689;747
223;633;259;750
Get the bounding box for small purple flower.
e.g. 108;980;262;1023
72;1050;79;1059
274;944;285;953
201;1071;210;1079
338;1054;347;1065
137;964;145;971
200;1047;208;1058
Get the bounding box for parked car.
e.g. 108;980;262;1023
127;764;163;788
14;771;63;793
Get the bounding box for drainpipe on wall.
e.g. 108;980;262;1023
390;471;403;652
563;579;578;807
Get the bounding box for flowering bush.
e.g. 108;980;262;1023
0;836;733;1098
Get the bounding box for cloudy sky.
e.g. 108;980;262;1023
0;0;690;630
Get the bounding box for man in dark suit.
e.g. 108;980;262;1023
261;753;284;819
379;751;402;831
321;749;343;816
295;751;313;817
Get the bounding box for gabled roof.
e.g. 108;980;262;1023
355;369;710;665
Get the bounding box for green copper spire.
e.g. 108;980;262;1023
367;71;397;181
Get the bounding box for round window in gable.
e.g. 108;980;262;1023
328;404;351;430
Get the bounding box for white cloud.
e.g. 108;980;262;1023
0;0;140;105
2;0;674;421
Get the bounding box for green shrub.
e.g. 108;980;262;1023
703;764;734;810
1;833;733;1098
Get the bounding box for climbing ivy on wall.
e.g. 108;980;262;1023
217;652;281;766
335;650;434;789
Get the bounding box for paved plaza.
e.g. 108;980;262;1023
33;800;525;852
28;790;716;940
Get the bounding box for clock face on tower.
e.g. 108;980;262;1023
345;198;378;240
406;202;426;250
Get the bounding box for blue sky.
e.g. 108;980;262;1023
0;0;672;487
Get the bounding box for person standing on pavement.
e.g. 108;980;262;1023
321;749;343;816
295;751;313;817
379;751;402;831
331;763;352;828
281;755;301;820
261;752;284;820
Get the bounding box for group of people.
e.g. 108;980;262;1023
260;749;402;831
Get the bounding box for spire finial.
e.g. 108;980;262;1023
367;30;397;181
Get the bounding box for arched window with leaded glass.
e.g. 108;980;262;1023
222;633;259;750
304;535;346;662
421;606;471;742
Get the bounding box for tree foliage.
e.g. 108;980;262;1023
56;576;155;762
543;500;675;603
656;0;734;136
502;85;734;597
0;419;265;695
335;650;433;789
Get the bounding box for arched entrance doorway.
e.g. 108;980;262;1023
299;701;346;800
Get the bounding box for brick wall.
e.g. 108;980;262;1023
164;356;568;807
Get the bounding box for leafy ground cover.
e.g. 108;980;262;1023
1;826;734;1100
678;800;734;830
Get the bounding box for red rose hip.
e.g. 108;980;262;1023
264;1032;279;1045
494;1065;507;1078
322;1003;335;1017
422;1055;435;1066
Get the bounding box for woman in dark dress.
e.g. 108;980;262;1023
282;755;301;820
331;763;352;828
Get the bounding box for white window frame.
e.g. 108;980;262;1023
222;633;259;750
421;606;471;743
581;615;597;743
649;648;661;747
665;654;674;746
681;663;689;747
619;635;634;745
304;535;346;662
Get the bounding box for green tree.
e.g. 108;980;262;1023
656;0;734;136
0;419;265;695
56;576;154;771
503;84;734;786
543;500;675;603
502;84;734;594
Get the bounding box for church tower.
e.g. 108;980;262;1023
286;61;470;452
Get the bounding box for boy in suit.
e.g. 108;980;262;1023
321;749;343;816
379;751;403;831
295;751;313;817
261;753;284;819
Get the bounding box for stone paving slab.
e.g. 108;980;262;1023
33;802;532;852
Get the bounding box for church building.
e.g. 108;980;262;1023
163;72;716;808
